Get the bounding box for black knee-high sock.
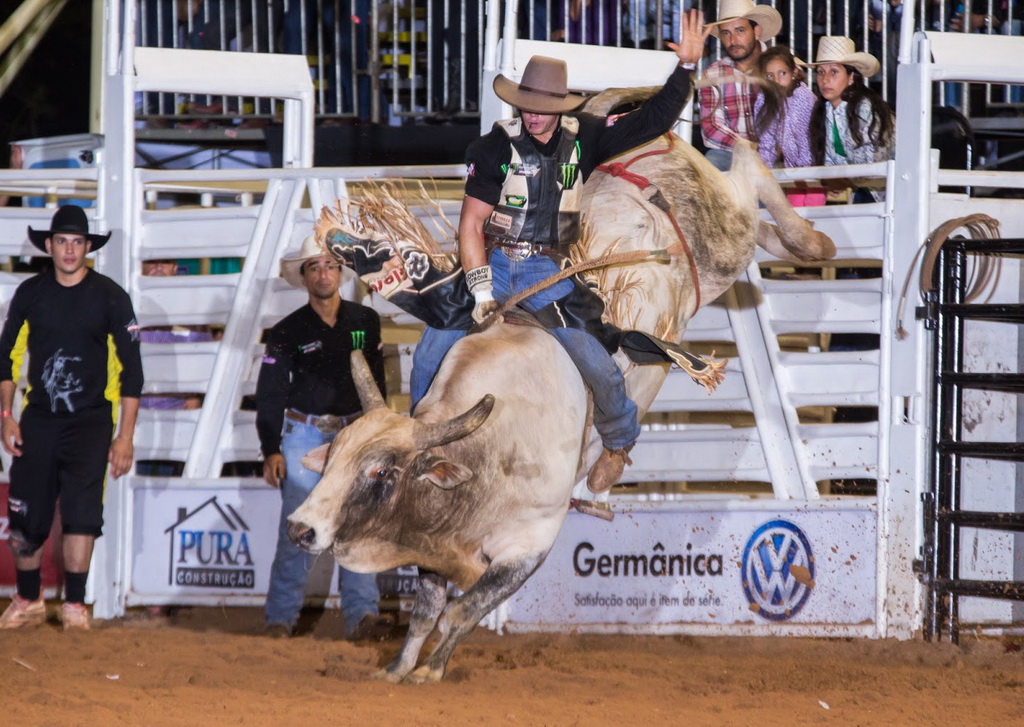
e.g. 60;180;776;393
64;571;88;605
16;568;41;602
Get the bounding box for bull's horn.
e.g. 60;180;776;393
413;394;495;450
350;350;386;412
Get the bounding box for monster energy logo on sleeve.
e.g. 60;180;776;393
560;163;579;189
351;330;366;349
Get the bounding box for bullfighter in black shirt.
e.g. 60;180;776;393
0;205;143;631
256;235;391;640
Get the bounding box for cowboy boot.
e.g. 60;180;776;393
587;445;634;494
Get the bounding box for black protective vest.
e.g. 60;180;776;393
482;117;582;246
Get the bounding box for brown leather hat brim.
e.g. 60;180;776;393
493;74;587;115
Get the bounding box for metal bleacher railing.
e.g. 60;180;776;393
135;0;1023;136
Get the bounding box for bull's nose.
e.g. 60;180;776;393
287;521;317;550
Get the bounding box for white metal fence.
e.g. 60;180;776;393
133;0;1024;128
0;0;1022;634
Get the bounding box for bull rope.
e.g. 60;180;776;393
476;133;724;390
480;133;703;326
477;244;684;330
476;244;725;392
594;133;703;313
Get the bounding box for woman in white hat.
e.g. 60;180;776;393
803;36;894;197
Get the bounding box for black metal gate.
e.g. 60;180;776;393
922;236;1024;642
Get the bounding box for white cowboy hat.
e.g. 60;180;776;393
492;55;586;115
708;0;783;40
800;36;880;78
280;235;333;289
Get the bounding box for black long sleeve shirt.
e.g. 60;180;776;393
465;63;694;205
0;268;143;416
255;300;386;457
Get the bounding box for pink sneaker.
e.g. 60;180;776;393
0;595;46;629
61;602;91;631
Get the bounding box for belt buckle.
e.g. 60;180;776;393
504;240;535;262
315;414;342;436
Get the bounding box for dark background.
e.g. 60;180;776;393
0;2;92;153
0;3;474;169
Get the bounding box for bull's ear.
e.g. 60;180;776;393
301;444;331;474
417;457;474;490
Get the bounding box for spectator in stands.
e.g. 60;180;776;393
189;0;281;52
256;236;392;641
184;0;282;116
997;0;1023;35
0;205;143;631
431;0;481;114
567;0;621;45
753;45;816;168
138;258;215;366
804;36;894;201
622;0;686;49
284;0;371;118
699;0;783;170
0;144;22;208
519;1;566;41
135;258;214;477
773;0;866;65
930;0;999;32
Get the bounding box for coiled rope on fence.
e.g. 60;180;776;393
895;213;1002;340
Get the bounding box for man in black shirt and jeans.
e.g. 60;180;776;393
0;205;143;631
256;235;391;640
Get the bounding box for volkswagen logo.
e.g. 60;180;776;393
741;520;815;621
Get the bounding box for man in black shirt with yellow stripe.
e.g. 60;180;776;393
256;235;391;640
0;205;143;631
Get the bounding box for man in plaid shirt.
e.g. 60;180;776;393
699;0;782;170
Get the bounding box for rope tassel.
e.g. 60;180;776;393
666;348;728;395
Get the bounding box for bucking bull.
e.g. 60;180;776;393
286;89;835;683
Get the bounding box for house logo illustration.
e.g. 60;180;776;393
164;496;255;589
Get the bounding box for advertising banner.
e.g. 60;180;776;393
131;485;282;597
506;504;877;629
131;484;416;606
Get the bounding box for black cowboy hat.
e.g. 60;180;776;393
27;205;111;253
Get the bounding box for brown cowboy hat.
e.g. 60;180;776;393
799;36;880;78
708;0;783;40
493;55;586;115
27;205;111;253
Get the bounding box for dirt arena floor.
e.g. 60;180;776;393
2;603;1023;726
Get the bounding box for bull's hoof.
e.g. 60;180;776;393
404;665;443;685
372;668;405;683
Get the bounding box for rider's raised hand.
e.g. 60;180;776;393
667;9;710;67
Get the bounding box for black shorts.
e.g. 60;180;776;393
7;405;113;549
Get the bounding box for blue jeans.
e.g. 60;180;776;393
410;250;640;450
705;148;733;172
264;418;379;634
410;326;467;407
